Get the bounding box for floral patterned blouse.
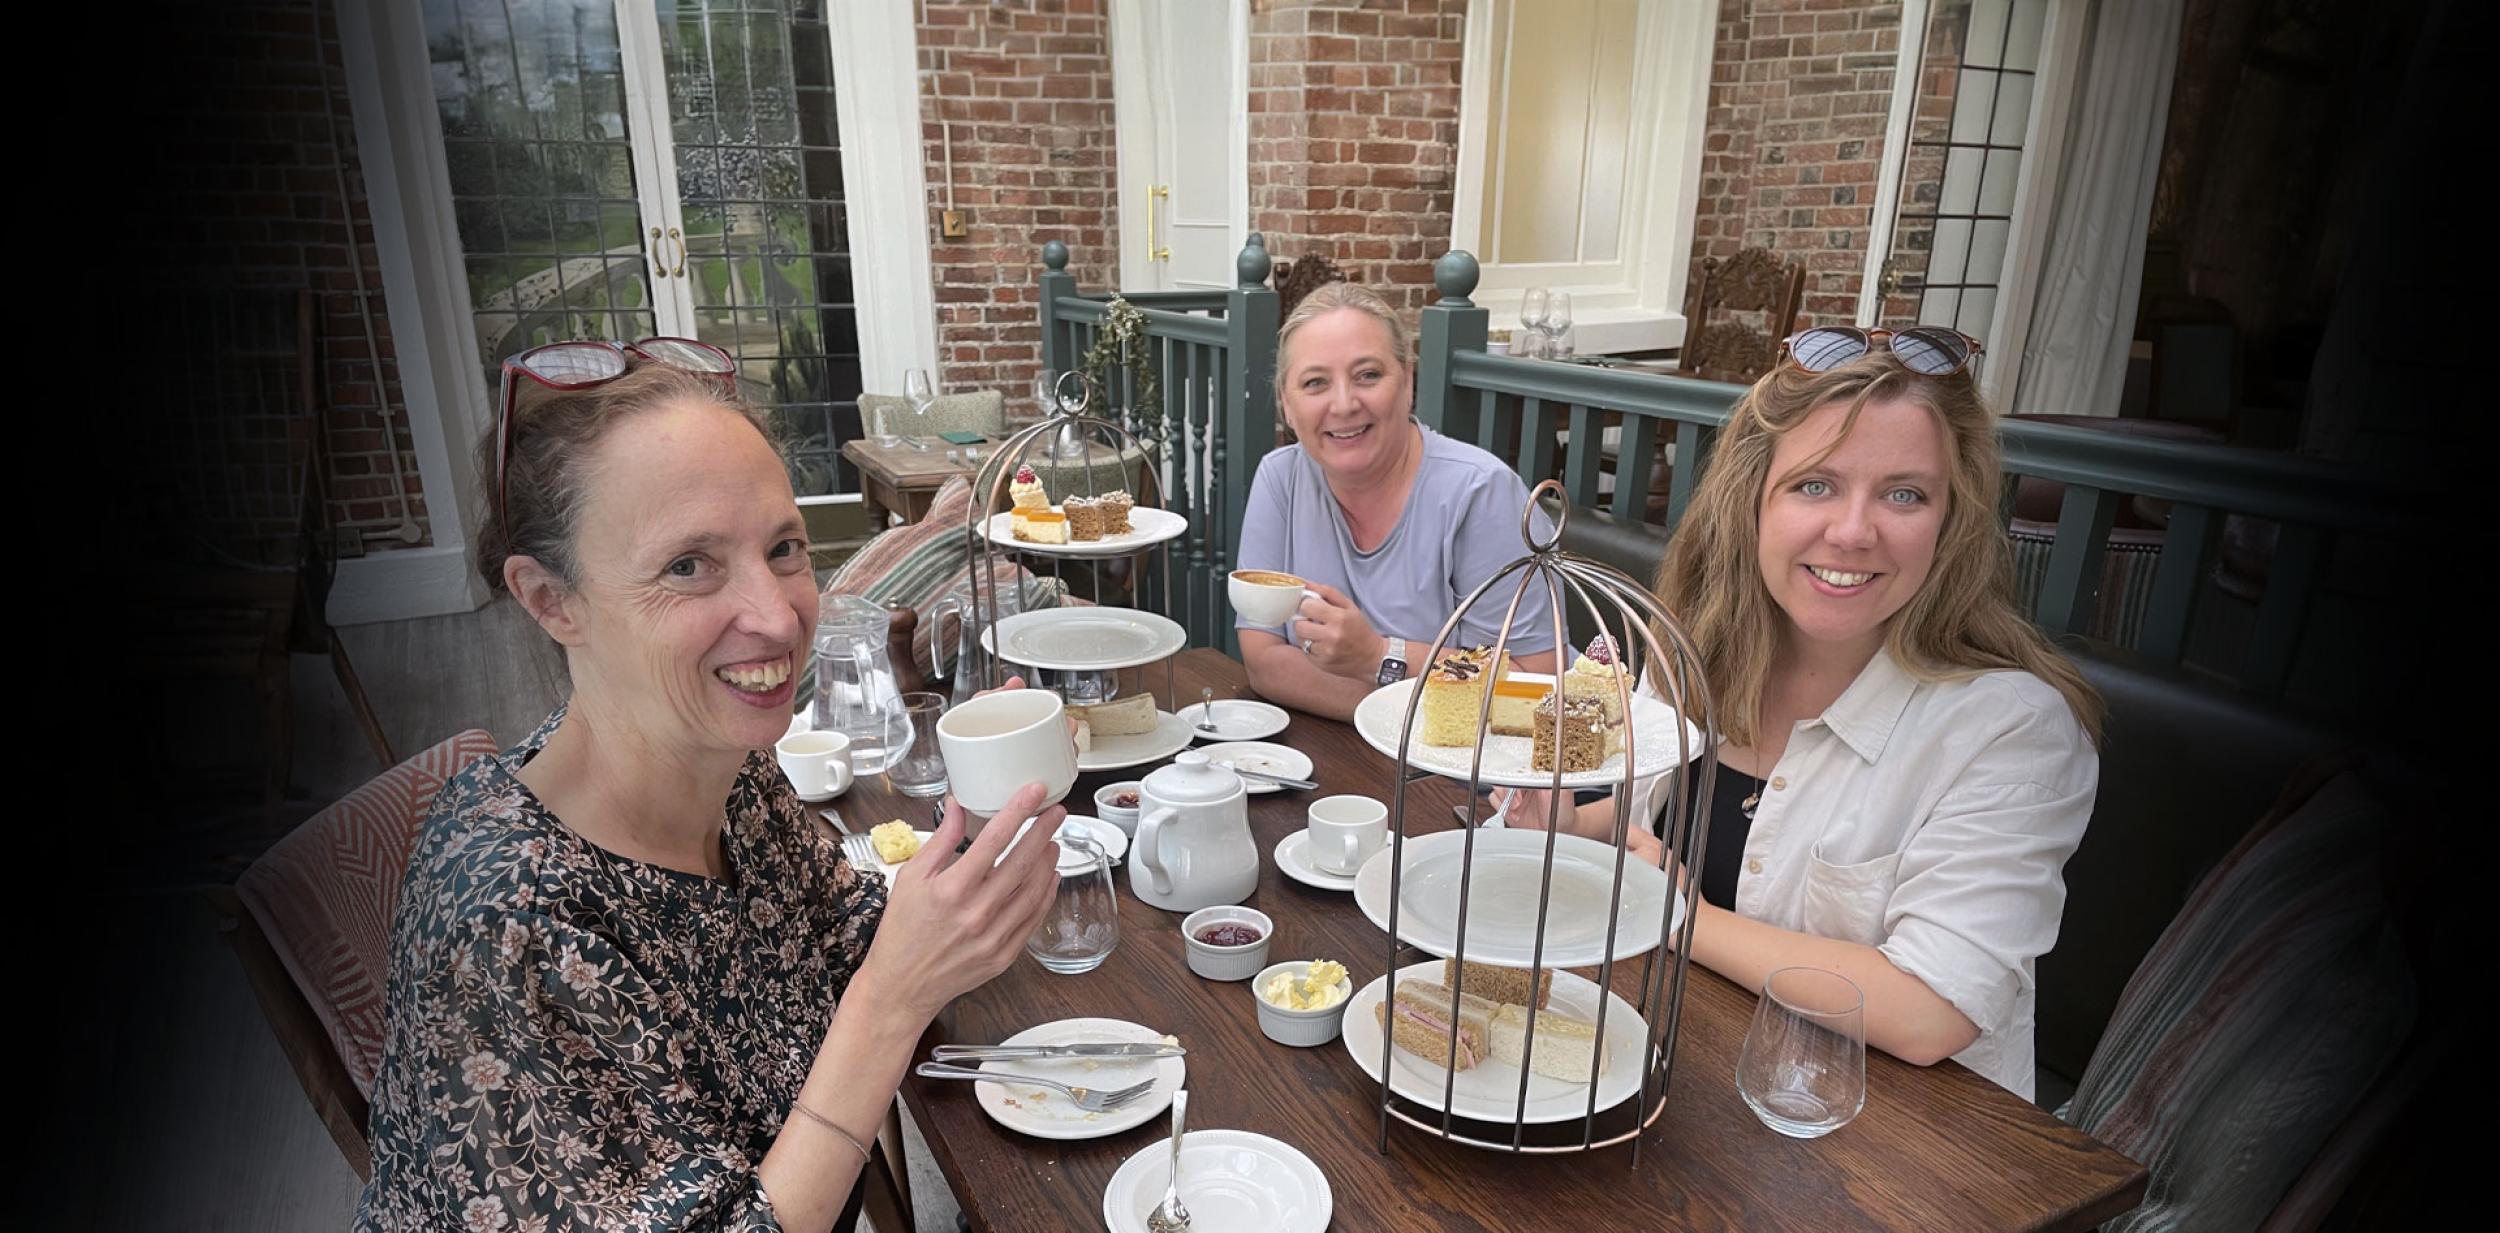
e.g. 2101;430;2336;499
357;708;886;1232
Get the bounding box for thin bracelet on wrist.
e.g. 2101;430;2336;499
789;1099;873;1164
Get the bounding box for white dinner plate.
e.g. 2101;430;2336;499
1353;828;1683;968
984;608;1187;672
1351;672;1705;789
1341;959;1652;1126
981;506;1189;557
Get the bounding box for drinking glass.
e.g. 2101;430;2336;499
1028;831;1120;973
1518;287;1551;359
904;368;936;451
1545;291;1575;358
1736;966;1866;1139
887;692;952;800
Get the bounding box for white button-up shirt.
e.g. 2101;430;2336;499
1625;648;2098;1098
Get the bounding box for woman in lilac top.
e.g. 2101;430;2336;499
1235;282;1559;720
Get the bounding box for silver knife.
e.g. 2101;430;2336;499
930;1042;1186;1061
1214;761;1319;791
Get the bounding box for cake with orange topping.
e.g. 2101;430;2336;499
1012;508;1069;544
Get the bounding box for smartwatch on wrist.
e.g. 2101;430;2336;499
1376;637;1409;686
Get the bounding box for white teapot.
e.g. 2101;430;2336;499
1130;751;1258;912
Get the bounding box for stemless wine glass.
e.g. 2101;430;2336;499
1028;830;1120;973
903;368;937;451
886;692;951;801
1736;966;1867;1139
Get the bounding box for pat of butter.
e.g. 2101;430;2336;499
1261;961;1349;1011
869;820;922;863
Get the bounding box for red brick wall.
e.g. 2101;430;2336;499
1690;0;1964;330
1249;0;1465;318
918;0;1120;422
139;0;426;556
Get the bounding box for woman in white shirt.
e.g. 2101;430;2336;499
1498;327;2101;1098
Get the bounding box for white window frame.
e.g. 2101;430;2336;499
329;0;939;624
1452;0;1716;355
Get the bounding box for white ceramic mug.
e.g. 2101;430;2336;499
1228;568;1322;627
936;688;1078;818
1305;794;1387;875
775;730;854;799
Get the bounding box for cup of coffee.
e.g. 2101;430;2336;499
936;688;1078;818
775;730;854;799
1229;568;1321;627
1306;794;1387;875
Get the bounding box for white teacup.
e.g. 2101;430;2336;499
1229;568;1322;627
775;730;854;799
936;689;1078;819
1306;794;1387;875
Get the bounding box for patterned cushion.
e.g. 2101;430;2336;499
2067;760;2415;1233
803;476;1071;702
858;389;1007;439
235;729;503;1098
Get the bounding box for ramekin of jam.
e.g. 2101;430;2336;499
1179;905;1273;981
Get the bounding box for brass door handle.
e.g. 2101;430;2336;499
668;226;687;278
649;226;670;279
1148;185;1171;262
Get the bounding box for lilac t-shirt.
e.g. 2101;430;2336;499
1234;420;1558;656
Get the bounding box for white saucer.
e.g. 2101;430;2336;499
1273;832;1359;892
1194;741;1314;795
793;784;845;804
1182;698;1291;742
967;1017;1185;1141
1000;814;1131;872
1103;1129;1331;1233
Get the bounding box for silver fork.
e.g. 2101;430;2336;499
840;832;879;868
913;1062;1160;1113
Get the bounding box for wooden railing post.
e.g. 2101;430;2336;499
1416;250;1488;440
1217;236;1279;657
1038;239;1075;380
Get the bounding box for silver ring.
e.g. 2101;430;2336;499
1301;640;1316;656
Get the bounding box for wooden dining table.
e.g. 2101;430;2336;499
834;648;2146;1231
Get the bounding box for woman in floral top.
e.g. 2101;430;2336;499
359;358;1063;1232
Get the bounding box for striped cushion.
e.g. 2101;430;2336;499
805;476;1069;701
2067;760;2414;1233
235;730;503;1097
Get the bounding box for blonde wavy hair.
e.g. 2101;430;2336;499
1651;352;2102;748
1272;281;1413;410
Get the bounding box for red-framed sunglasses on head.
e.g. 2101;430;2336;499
1781;325;1983;377
495;336;738;534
